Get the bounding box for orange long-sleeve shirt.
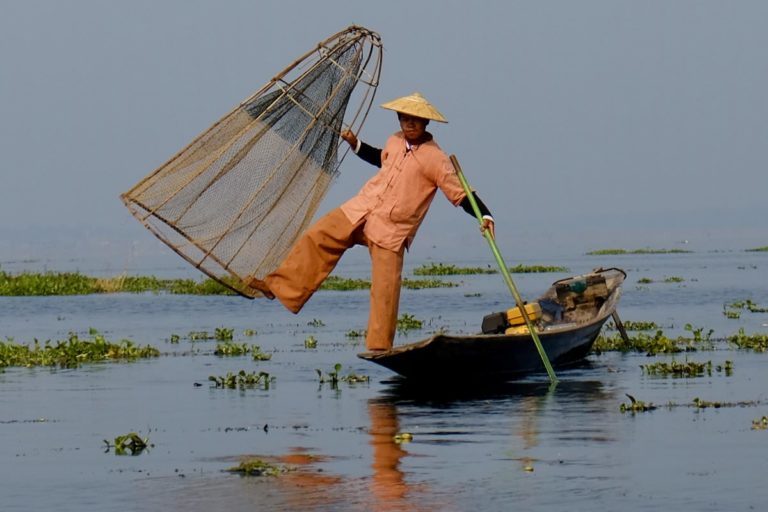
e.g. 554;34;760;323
340;131;467;251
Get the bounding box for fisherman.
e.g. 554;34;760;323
246;92;494;351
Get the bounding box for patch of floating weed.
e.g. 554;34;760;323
0;270;96;295
727;329;768;352
690;397;761;409
593;330;697;355
345;330;366;339
621;394;760;414
307;318;325;327
0;331;159;369
188;331;214;341
243;329;257;337
640;359;733;377
606;320;659;331
251;347;272;361
751;416;768;430
227;458;289;477
413;263;496;275
396;313;423;334
316;363;370;389
726;299;768;314
663;276;685;283
637;277;654;284
104;432;153;456
213;342;251;356
304;336;318;349
684;323;714;343
209;370;274;390
320;276;370;291
620;394;657;413
393;432;414;444
586;248;692;256
214;327;234;341
401;278;457;289
508;264;569;273
745;246;768;252
0;270;237;296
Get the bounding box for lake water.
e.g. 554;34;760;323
1;250;767;511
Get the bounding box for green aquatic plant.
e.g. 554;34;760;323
640;359;732;377
401;278;457;289
188;331;213;341
396;313;423;333
243;329;257;337
745;246;768;252
727;329;768;352
508;264;569;273
209;370;274;390
213;342;251;356
606;320;659;331
0;270;238;296
319;276;371;291
304;336;318;349
0;332;159;369
684;324;714;343
592;330;698;356
345;329;366;338
692;397;723;409
393;432;414;444
252;346;272;361
412;262;567;275
412;263;497;275
104;432;152;456
725;299;768;314
637;277;654;284
316;363;370;388
663;276;685;283
0;270;96;296
227;458;287;477
587;248;692;256
619;394;657;413
751;416;768;430
214;327;234;341
307;318;325;327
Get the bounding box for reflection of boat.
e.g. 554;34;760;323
359;268;626;381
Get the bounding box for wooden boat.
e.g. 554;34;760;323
358;267;627;381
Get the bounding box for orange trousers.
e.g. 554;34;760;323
265;207;404;350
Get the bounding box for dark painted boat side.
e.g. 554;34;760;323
358;268;625;381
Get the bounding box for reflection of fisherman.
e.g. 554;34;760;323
368;400;409;507
246;92;494;351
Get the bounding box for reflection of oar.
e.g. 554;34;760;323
450;155;557;385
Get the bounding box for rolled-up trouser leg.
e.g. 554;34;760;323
266;208;358;313
366;242;404;350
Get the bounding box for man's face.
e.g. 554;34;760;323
398;113;429;142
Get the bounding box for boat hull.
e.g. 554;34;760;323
358;268;625;381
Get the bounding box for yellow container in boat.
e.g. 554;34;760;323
506;302;542;326
505;324;532;335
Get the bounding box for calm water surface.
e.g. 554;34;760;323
1;251;767;511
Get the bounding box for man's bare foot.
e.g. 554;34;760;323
243;276;275;300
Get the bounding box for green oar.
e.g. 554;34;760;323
450;155;558;385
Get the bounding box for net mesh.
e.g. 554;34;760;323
121;26;382;297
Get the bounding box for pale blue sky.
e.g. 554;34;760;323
1;0;766;270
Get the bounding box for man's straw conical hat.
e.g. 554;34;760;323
380;92;448;123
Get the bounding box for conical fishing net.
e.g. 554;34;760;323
121;26;382;297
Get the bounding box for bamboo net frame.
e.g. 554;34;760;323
121;26;382;297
